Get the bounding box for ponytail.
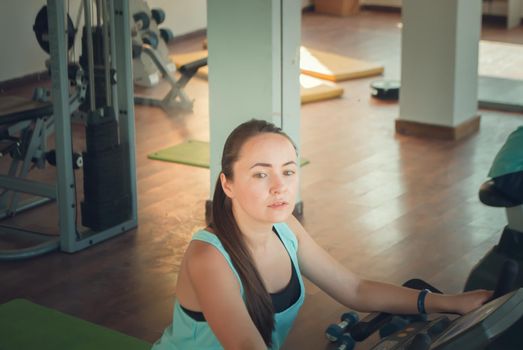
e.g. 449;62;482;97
212;177;275;347
209;119;297;347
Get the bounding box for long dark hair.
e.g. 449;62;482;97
211;119;296;347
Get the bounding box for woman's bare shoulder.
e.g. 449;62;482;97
185;233;229;278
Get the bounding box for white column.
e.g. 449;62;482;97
207;0;302;210
398;0;482;139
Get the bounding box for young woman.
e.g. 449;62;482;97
152;119;492;350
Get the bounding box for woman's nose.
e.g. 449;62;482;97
270;176;286;194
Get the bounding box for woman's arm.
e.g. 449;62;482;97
186;241;267;350
286;215;492;315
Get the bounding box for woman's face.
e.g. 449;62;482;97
221;133;298;227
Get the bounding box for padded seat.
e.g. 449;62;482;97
0;96;53;125
479;179;522;208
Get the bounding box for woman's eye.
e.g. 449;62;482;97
284;170;295;176
253;173;267;178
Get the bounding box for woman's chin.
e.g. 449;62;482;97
266;205;294;222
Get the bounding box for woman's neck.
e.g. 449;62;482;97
239;222;273;250
233;209;274;252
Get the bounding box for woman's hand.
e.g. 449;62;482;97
448;290;493;315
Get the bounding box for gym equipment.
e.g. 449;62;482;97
142;30;159;49
77;0;134;232
130;0;207;111
300;46;384;82
370;80;400;100
349;279;439;342
171;49;209;78
45;149;83;170
33;5;76;54
379;316;409;339
463;129;523;349
132;11;150;30
130;0;176;88
159;28;174;44
134;45;207;111
151;8;165;25
81;108;132;231
0;299;151;350
375;313;428;340
0;0;138;260
325;311;359;342
368;289;523;349
0;81;85;260
341;277;523;349
337;333;356;350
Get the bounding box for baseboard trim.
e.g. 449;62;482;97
0;70;49;91
360;5;402;13
166;28;207;48
395;115;481;140
302;4;315;13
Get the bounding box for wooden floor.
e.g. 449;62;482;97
1;9;523;350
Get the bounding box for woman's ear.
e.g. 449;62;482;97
220;173;234;199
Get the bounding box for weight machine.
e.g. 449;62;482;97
0;0;137;260
130;0;208;111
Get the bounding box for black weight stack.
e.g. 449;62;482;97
81;107;131;231
80;26;116;110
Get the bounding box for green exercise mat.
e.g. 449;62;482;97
0;299;151;350
148;140;310;168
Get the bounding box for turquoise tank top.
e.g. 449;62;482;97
151;222;306;350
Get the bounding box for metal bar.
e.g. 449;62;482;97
74;1;84;41
0;175;56;199
113;0;138;225
83;0;96;111
0;197;53;220
0;238;60;261
141;45;178;86
72;218;137;251
10;118;46;212
102;0;112;106
140;45;192;109
0;158;19;209
133;96;163;108
47;0;78;252
96;0;102;27
108;0;119;115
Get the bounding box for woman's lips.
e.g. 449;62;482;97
268;201;288;209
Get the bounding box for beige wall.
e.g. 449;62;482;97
0;0;207;82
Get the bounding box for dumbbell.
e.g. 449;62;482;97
151;8;166;25
142;31;159;49
160;28;174;44
325;311;359;342
133;11;150;31
403;313;428;323
378;316;409;339
337;333;355;350
378;313;429;339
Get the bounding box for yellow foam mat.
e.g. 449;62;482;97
300;75;344;104
300;46;384;82
171;49;345;104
